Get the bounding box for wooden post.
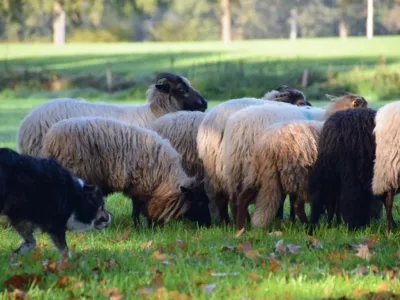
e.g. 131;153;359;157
53;1;66;45
106;62;112;93
301;69;309;88
221;0;232;43
289;8;298;40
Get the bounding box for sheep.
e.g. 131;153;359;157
17;72;207;157
372;101;400;232
148;111;205;180
264;85;311;106
223;93;368;225
197;87;308;223
308;108;377;232
236;120;323;230
42;117;211;227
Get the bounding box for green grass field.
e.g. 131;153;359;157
1;98;400;299
2;36;400;101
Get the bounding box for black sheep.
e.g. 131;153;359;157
308;108;378;232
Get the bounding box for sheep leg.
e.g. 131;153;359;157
236;187;258;230
384;190;394;233
217;192;230;225
293;197;308;224
132;199;143;227
276;197;285;220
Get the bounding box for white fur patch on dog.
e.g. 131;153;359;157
77;178;85;188
66;213;95;232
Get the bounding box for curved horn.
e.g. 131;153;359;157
155;72;180;84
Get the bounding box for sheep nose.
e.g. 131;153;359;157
196;94;208;110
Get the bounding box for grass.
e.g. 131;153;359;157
1;36;400;101
1;98;400;299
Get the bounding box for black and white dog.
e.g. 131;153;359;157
0;148;112;254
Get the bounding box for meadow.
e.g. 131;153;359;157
1;37;400;299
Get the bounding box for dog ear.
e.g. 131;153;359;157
83;184;99;195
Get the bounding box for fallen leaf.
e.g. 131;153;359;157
4;274;41;289
136;287;154;295
287;244;301;254
362;234;377;248
274;239;286;254
267;257;281;273
103;287;123;300
116;229;131;242
242;241;252;253
355;244;371;261
356;266;368;276
32;249;41;262
352;288;369;298
247;272;261;280
204;283;216;294
370;264;379;273
378;282;389;292
155;287;168;299
168;290;191;300
234;228;245;238
245;250;261;260
151;271;164;287
7;289;26;300
141;240;153;250
104;259;121;271
151;250;168;261
176;239;187;251
55;276;70;288
191;251;208;258
42;258;58;273
307;237;323;249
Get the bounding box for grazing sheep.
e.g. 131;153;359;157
372;101;400;232
42;117;211;227
0;148;111;254
236;120;323;229
309;108;377;232
223;93;369;225
17;73;207;157
148;111;205;180
197;87;310;223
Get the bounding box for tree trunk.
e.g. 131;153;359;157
53;1;66;45
338;15;348;39
221;0;231;43
289;8;297;40
366;0;374;39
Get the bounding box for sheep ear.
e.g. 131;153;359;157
155;83;171;93
325;94;337;102
352;98;363;107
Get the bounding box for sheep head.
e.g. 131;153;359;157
154;73;208;112
324;92;368;118
180;179;211;227
269;85;311;106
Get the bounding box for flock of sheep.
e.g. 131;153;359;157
15;72;400;234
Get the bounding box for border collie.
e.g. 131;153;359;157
0;148;112;254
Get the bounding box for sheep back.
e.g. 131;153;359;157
149;111;205;180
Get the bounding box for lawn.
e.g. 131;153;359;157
1;98;400;299
1;36;400;101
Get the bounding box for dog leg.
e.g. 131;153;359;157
11;220;36;254
49;229;68;254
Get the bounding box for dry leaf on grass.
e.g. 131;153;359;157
103;287;123;300
220;246;235;252
204;283;216;294
7;289;27;300
267;257;281;273
151;250;168;261
268;231;282;237
151;271;164;287
247;272;261;280
176;239;187;251
141;240;153;250
274;239;287;254
361;234;377;248
4;274;41;289
355;244;371;261
116;229;131;242
307;237;323;249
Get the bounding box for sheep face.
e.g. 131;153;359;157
155;73;208;112
326;93;368;109
180;183;211;227
273;86;310;106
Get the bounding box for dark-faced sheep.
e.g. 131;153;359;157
17;73;207;157
308;108;377;232
42;117;211;227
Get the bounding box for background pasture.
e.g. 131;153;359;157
1;38;400;298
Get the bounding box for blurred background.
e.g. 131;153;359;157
0;0;399;103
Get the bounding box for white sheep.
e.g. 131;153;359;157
17;73;207;156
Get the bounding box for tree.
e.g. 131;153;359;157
366;0;374;39
53;1;66;45
220;0;231;43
